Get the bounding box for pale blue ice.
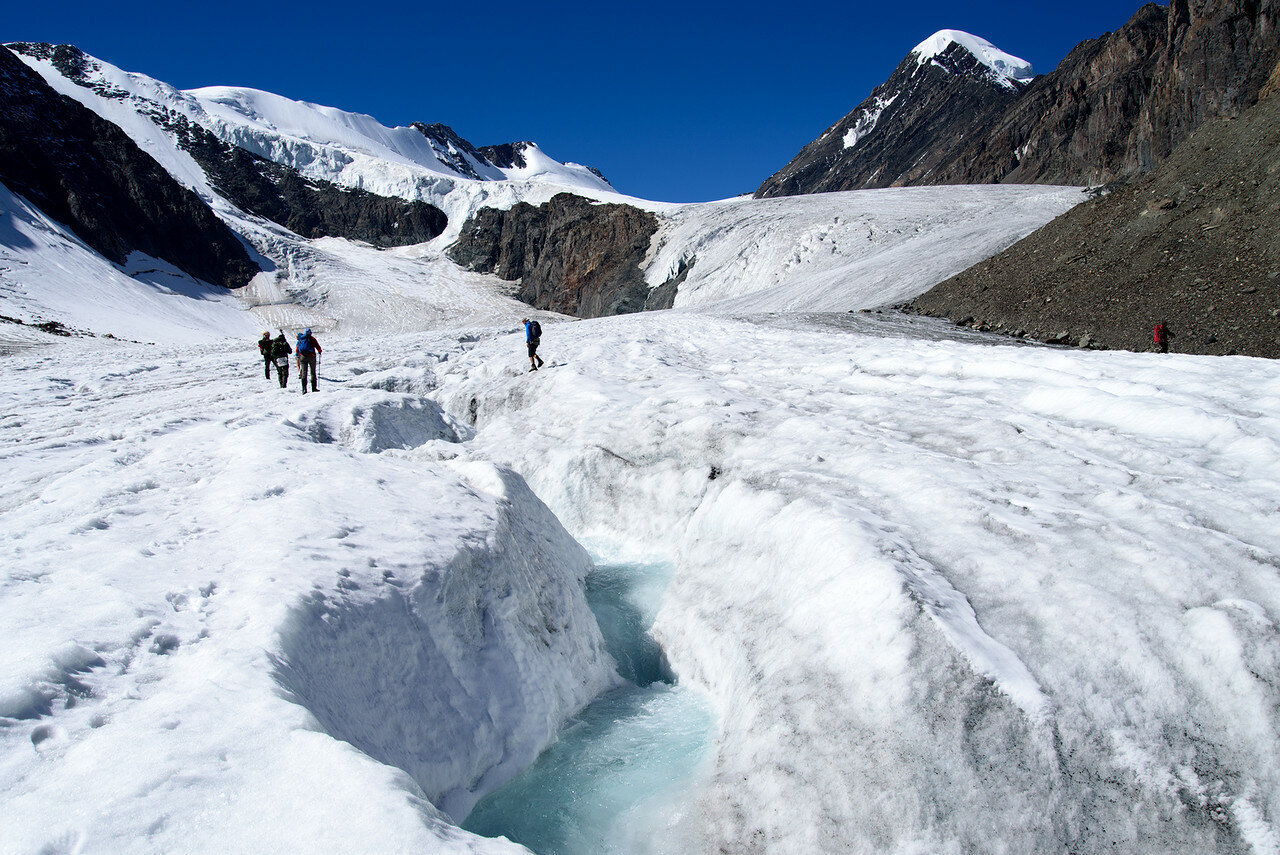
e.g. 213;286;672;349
464;561;715;854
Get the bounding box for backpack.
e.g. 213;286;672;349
297;332;314;354
529;320;542;339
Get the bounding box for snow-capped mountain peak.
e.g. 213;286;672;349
756;28;1034;196
911;29;1034;90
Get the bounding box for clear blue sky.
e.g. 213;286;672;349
8;0;1154;202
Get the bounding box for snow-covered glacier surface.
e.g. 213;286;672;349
0;339;615;853
3;309;1280;852
426;312;1280;854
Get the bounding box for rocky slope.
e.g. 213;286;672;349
448;194;666;317
760;0;1280;195
0;46;258;289
756;34;1031;196
902;77;1280;359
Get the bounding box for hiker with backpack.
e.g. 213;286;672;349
258;331;273;379
523;318;544;371
1154;321;1174;353
296;328;322;393
271;332;292;388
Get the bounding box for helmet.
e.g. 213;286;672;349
304;328;312;335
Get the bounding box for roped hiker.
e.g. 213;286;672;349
258;331;273;379
296;327;322;393
523;317;544;371
1154;321;1174;353
271;331;292;388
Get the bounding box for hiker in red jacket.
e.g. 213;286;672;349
1154;321;1173;353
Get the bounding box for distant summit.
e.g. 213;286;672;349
756;29;1030;197
910;30;1034;90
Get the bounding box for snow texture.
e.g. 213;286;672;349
0;334;615;854
431;312;1280;854
913;29;1035;89
644;185;1082;312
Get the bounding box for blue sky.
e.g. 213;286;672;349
8;0;1153;202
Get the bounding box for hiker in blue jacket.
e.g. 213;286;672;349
523;318;544;371
295;328;322;393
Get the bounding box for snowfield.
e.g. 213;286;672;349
4;309;1279;854
0;333;617;853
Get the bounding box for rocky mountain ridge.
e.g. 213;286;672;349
759;1;1280;195
756;34;1031;197
7;43;450;249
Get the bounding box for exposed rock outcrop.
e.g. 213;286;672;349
902;78;1280;359
0;46;258;289
412;122;499;181
930;5;1170;186
759;0;1280;195
448;194;663;317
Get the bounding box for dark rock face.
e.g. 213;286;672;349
477;142;531;170
756;41;1028;196
178;121;447;247
760;0;1280;194
412;122;495;180
0;46;258;288
902;84;1280;359
931;5;1170;186
448;193;663;317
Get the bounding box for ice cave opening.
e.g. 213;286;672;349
463;558;716;854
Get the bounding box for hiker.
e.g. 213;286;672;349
1154;321;1174;353
258;332;273;379
523;318;544;371
271;332;292;388
296;328;322;393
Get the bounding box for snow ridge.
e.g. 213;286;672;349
912;29;1035;90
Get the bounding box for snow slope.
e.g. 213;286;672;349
644;185;1083;311
0;183;260;344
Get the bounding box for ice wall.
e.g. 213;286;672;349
274;461;620;821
